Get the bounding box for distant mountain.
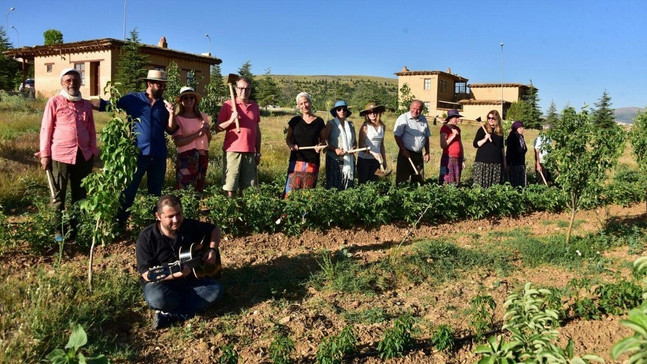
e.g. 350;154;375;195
615;107;643;124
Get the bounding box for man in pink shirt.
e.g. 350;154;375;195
38;68;98;241
216;77;261;197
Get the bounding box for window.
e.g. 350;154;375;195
423;78;431;90
455;82;467;94
74;63;85;85
46;64;53;73
424;102;431;112
439;80;448;93
186;70;195;86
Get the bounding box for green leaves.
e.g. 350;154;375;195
45;324;109;364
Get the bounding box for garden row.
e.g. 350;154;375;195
122;168;646;240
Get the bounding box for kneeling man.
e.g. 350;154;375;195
136;194;223;329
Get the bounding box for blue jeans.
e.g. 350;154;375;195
118;155;166;222
143;278;222;316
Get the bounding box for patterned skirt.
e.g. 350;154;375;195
176;149;209;192
284;160;319;198
439;155;463;185
508;164;527;188
472;161;503;188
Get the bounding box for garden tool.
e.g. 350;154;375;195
408;157;419;175
227;73;241;133
374;154;392;178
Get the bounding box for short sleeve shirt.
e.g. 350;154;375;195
393;112;430;152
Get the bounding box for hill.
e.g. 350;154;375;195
269;74;398;85
615;107;643;124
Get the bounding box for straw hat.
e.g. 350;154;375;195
141;69;167;82
175;86;201;103
359;102;386;116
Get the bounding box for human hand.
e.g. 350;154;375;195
400;149;410;159
40;157;51;171
202;248;217;265
164;101;174;114
336;148;345;156
230;111;239;123
423;153;430;163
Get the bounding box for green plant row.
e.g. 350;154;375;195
127;169;646;238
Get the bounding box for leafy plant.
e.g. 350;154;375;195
475;283;602;363
377;314;415;359
80;83;138;289
315;325;358;364
45;324;109;364
431;324;455;352
469;295;497;341
612;256;647;361
217;344;239;364
268;333;295;364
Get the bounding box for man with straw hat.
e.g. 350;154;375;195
393;100;430;185
101;69;178;225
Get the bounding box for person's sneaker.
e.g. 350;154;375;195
151;310;189;330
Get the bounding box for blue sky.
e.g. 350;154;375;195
4;0;646;112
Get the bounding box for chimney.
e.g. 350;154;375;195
446;67;451;74
401;66;409;72
158;36;168;48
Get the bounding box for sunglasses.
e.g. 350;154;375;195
335;107;348;112
181;95;195;101
487;116;496;120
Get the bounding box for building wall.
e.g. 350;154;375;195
34;49;212;98
470;86;522;103
462;104;503;122
397;73;464;116
34;49;113;98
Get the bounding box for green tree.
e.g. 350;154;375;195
546;106;625;243
591;90;616;128
201;64;227;118
0;27;20;90
398;83;415;112
113;28;147;95
545;101;559;127
506;83;541;129
43;29;63;45
163;61;182;101
629;111;647;212
238;61;256;100
256;68;280;110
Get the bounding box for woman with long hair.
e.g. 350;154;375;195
506;120;528;187
171;86;211;192
472;109;506;188
356;102;387;184
439;109;464;185
284;92;326;197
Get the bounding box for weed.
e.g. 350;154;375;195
315;325;358;364
431;324;455;352
268;333;295;364
612;256;647;361
468;295;497;342
218;344;239;364
342;308;389;324
377;314;416;359
595;280;643;315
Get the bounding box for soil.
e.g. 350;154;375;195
7;204;646;363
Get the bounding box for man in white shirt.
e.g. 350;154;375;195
393;100;430;185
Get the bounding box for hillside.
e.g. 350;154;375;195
269;74;398;85
615;107;643;124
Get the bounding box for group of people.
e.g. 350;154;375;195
38;68;551;329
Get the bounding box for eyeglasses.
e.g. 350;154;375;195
368;111;379;114
181;95;195;101
487;116;496;120
336;107;347;112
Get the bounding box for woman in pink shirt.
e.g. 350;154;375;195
172;87;211;192
439;109;465;185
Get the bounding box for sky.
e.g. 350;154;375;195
3;0;646;112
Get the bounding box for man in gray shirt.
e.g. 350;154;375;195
393;100;430;185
